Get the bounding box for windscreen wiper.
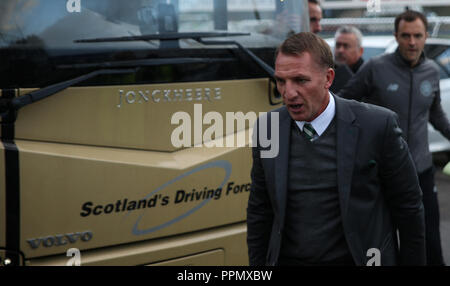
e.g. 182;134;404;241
195;38;280;105
74;32;272;77
196;38;274;78
74;32;250;43
57;57;233;70
0;68;135;119
2;56;234;117
75;32;280;104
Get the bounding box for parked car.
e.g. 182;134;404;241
326;36;450;154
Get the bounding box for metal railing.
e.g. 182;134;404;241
321;0;450;10
320;16;450;38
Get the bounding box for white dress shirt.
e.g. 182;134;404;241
295;92;336;141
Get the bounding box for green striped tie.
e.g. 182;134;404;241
303;123;317;141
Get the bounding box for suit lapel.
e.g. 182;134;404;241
335;96;359;220
273;107;291;223
272;98;359;222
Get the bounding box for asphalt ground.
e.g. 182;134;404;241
433;153;450;265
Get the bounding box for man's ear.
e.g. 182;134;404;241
325;68;335;89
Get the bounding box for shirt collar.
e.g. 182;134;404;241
295;92;336;137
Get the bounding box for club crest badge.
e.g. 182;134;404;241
420;80;433;97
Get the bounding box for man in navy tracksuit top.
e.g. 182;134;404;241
338;10;449;265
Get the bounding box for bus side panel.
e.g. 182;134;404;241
0;146;5;261
15;79;273;152
26;223;248;266
17;136;254;260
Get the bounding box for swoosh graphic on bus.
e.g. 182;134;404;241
131;160;232;235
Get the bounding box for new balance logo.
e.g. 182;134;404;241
387;83;399;92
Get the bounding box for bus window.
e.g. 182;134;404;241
1;0;308;88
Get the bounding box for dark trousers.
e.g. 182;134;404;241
278;254;355;266
419;167;445;266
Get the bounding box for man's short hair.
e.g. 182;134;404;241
276;32;334;70
308;0;320;5
334;25;363;47
395;10;428;33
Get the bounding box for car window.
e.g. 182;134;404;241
362;47;386;60
434;47;450;79
437;65;448;80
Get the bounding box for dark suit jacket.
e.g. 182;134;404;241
247;95;426;266
330;64;354;94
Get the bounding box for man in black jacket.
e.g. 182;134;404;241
338;10;448;265
247;32;425;266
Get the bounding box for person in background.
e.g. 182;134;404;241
330;25;364;94
308;0;322;34
334;25;364;73
338;10;447;266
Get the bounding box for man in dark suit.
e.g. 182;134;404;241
247;32;426;266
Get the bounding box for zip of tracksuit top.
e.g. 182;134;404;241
338;48;450;173
407;69;413;144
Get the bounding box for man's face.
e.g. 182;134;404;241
334;33;363;67
308;3;322;34
275;52;334;122
395;18;428;67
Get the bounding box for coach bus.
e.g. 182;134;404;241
0;0;308;266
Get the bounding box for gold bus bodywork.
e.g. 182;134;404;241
1;78;279;265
